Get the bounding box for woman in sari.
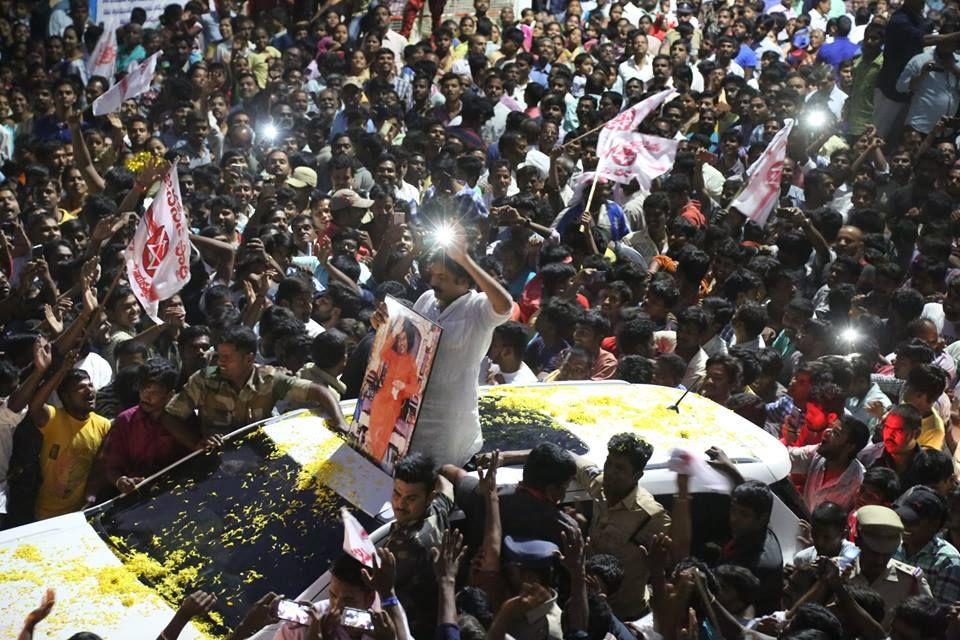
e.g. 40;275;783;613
366;320;420;462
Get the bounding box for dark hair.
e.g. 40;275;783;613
311;330;348;370
845;584;885;626
915;448;955;489
895;338;936;365
701;296;735;326
606;432;653;473
139;358;179;391
331;553;370;589
705;354;743;387
731;480;773;520
577;309;611;339
891;596;947;638
676;306;709;333
786;603;843;640
906;364;947;402
888;403;923;433
616;355;655;383
715;564;760;603
617;316;654;355
810;501;847;529
493;321;530;356
585;554;624;595
393;452;438;490
219;325;259;355
656;352;688;381
58;368;91;397
841;416;871;457
861;467;901;503
647;277;679;307
522;442;576;490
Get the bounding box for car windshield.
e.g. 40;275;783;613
88;427;377;635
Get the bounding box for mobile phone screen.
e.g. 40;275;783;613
341;606;374;630
275;599;312;625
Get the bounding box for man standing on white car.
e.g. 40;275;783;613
371;231;512;466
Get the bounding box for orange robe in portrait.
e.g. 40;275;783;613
366;343;418;462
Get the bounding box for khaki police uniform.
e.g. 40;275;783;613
166;364;314;435
576;458;671;620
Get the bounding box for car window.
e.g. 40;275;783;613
478;395;590;456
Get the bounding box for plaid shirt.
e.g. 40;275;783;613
895;535;960;605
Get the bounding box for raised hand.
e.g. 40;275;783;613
361;547;397;597
431;529;466;583
370;302;389;330
370;610;397;640
23;587;55;630
500;582;552;619
477;450;499;497
33;338;53;373
557;524;586;575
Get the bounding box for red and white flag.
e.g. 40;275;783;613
729;121;795;227
87;21;118;82
596;131;679;188
125;164;191;323
603;88;676;133
92;51;161;116
342;508;377;567
595;89;678;187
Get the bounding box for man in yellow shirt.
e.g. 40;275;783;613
29;352;111;520
904;364;948;451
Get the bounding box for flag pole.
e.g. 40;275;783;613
579;171;602;233
561;89;678;149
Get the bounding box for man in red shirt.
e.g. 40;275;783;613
99;359;190;496
572;310;619;380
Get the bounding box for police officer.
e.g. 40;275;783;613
849;505;931;630
163;325;348;445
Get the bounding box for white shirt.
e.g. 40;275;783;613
411;289;511;465
618;55;654;84
381;30;408;73
0;398;26;514
306;318;326;338
681;348;709;392
478;358;539;385
789;444;865;513
897;50;960;134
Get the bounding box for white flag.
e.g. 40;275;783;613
125;164;191;323
596;131;679;188
603;88;676;133
342;508;377;567
92;52;160;116
87;21;118;82
667;447;731;493
729;121;795;227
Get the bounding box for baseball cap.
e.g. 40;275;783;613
502;536;559;569
342;77;364;92
330;188;374;211
286;166;318;189
856;505;903;554
894;486;947;524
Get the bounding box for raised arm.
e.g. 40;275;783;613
476;452;502;574
67;108;105;193
447;227;512;315
29;350;81;428
7;339;54;414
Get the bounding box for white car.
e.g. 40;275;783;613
0;382;799;640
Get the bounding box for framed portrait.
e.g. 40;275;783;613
351;295;443;473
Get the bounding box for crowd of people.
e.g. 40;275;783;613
8;0;960;638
